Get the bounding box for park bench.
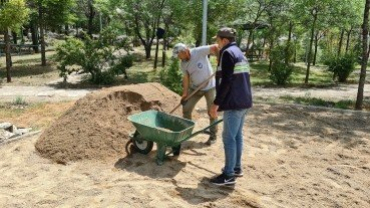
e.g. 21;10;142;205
246;54;262;62
0;43;39;56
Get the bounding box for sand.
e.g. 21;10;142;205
0;83;369;207
35;83;182;163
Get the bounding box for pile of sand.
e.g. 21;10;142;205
35;83;181;164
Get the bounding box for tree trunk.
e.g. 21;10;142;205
305;12;317;84
65;25;69;35
153;37;160;70
313;31;319;66
20;29;25;43
261;38;266;59
268;38;274;71
144;44;151;59
87;0;95;38
162;24;169;67
245;30;254;57
39;5;46;66
338;29;344;56
285;22;293;65
30;21;39;53
12;31;17;44
345;28;352;54
4;29;12;83
355;0;370;110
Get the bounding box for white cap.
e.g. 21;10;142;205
172;43;187;58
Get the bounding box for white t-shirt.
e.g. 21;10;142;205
180;46;215;91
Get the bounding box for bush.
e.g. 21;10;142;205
54;28;132;85
110;55;134;79
159;59;182;95
270;62;294;85
91;71;115;85
324;54;356;83
269;45;294;85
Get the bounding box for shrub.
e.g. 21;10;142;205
91;71;115;85
324;54;356;83
54;28;132;85
269;45;294;85
270;62;294;85
13;96;27;106
110;55;134;79
159;59;182;95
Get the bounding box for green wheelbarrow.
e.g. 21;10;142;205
127;110;223;165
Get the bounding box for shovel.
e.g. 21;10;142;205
169;72;216;114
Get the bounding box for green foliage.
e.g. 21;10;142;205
91;71;115;85
281;95;354;109
12;96;27;106
159;59;182;94
54;38;84;81
270;63;294;86
0;0;30;31
110;55;134;78
269;45;294;85
39;0;76;29
324;53;357;83
54;28;133;85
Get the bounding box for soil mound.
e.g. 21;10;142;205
35;83;181;163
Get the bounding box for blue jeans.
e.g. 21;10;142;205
222;109;248;177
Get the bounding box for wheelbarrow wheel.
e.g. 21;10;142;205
131;131;153;154
133;140;153;154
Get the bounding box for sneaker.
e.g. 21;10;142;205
206;136;216;146
222;168;244;177
210;173;235;186
234;168;244;177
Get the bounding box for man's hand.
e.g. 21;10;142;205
180;93;188;105
209;104;219;119
181;93;188;100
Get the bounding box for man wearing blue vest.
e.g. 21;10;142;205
209;27;253;186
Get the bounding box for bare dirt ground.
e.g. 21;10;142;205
0;80;369;207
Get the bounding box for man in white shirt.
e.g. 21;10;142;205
173;43;219;146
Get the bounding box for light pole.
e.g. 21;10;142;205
201;0;208;45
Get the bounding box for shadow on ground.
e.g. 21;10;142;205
114;144;235;206
250;104;370;148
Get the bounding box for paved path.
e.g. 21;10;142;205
0;86;92;103
253;84;370;102
0;83;369;103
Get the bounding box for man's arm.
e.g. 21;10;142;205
182;72;190;100
209;44;219;56
213;51;234;105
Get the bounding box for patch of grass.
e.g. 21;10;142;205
12;96;27;106
250;61;272;85
249;61;338;87
0;51;59;86
0;101;74;130
280;95;359;109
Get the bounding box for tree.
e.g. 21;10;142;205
241;0;274;55
115;0;166;59
0;0;29;82
36;0;75;66
356;0;369;110
76;0;96;37
294;0;340;84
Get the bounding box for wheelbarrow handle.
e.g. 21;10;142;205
178;119;223;143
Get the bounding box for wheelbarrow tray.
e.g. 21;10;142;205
128;110;195;147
